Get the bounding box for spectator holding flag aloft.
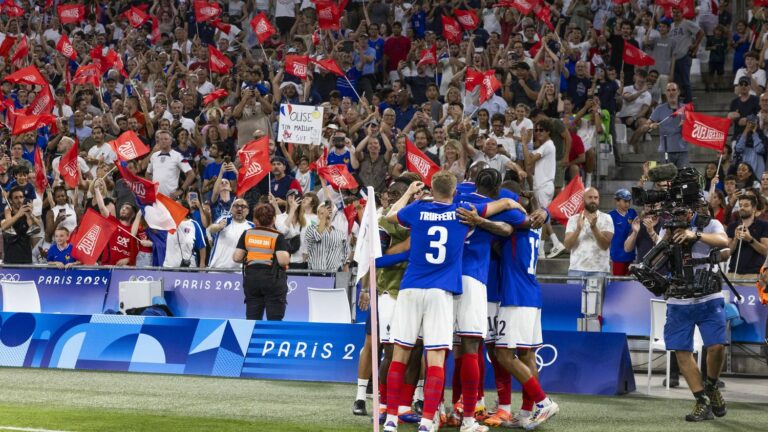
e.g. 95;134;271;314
643;82;690;168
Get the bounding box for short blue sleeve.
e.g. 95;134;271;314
397;201;419;228
493;208;527;227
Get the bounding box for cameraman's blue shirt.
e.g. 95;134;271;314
609;208;638;263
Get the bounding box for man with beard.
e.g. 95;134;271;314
269;157;302;201
98;199;139;266
563;187;614;278
726;194;768;278
208;198;254;269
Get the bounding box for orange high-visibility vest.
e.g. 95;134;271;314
244;228;280;266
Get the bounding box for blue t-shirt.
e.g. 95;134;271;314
486;250;502;302
609;208;638;263
202;160;237;182
411;10;427;39
327;149;354;172
498;211;542;308
47;244;76;264
397;200;485;293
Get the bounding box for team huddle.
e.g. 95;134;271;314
359;169;559;432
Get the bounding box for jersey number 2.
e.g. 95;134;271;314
426;226;448;264
528;237;540;275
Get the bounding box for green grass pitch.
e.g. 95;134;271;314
0;368;765;431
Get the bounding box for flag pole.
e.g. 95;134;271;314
344;75;363;103
715;153;724;177
369;238;380;432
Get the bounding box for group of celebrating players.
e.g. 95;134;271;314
355;167;559;432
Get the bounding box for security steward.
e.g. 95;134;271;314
233;203;291;320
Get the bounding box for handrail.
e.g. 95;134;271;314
0;264;339;275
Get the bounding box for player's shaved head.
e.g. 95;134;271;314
431;170;457;201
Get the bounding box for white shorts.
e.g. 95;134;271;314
494;306;543;349
390;288;454;351
378;293;397;344
534;182;555;208
454;276;488;339
485;302;499;344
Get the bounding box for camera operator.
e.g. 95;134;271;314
658;207;729;421
726;195;768;279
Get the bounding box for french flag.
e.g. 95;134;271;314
140;193;188;233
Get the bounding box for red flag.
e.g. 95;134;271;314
116;162;157;205
479;70;501;104
237;137;271;197
682;111;731;153
103;49;128;77
311;57;345;77
5;65;47;86
671;102;694;117
12;113;55;135
90;45;104;71
534;3;554;30
57;4;85;24
34;145;48;193
56;34;77;60
3;1;24;17
310;147;329;171
123;6;149;28
194;0;222;22
0;34;15;57
72;63;102;87
454;9;480;30
210;18;231;34
59;138;79;188
547;175;585;225
203;89;228;106
250;12;276;43
311;30;321;46
343;201;363;234
417;46;437;67
318;164;359;190
150;16;161;44
26;85;54;115
208;45;233;74
10;35;28;66
285;55;310;79
508;0;537;14
316;1;342;30
71;208;119;265
465;68;484;92
442;16;462;44
622;43;655;66
110;130;150;162
528;40;543;58
405;138;440;187
661;0;696;20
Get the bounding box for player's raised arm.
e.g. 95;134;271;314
385;181;424;223
484;197;527;217
457;205;513;237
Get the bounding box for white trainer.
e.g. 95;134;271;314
525;399;559;430
502;412;532;429
546;243;566;259
460;420;490;432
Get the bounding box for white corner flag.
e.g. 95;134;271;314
353;186;382;283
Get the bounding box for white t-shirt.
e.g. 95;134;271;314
52;155;89;179
164;219;197;268
472;152;511;174
51;203;77;234
566;211;614;273
275;0;300;18
510;118;534;157
146;149;193;196
733;68;767;96
532;140;556;189
617;85;652;118
568;41;591;61
87;143;118;176
207;217;254;269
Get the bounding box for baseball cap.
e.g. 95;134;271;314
615;189;632;201
271;156;288;166
738;76;751;86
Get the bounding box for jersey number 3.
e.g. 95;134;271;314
426;226;448;264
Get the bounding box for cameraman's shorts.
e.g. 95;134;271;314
664;296;726;352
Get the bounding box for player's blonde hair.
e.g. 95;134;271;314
431;170;457;199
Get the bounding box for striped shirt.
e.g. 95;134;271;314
304;224;347;271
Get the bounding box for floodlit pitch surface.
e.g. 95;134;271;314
0;368;765;431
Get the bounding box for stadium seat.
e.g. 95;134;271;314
0;280;42;313
647;299;703;393
308;288;351;323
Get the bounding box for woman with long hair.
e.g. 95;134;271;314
276;192;320;269
442;139;467;181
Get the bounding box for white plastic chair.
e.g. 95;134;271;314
0;280;42;313
308;288;351;323
647;299;703;393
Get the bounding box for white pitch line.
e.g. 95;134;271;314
0;427;72;432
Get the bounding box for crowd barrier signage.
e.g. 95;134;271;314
0;268;110;314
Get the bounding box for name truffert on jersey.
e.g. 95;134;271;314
419;211;457;221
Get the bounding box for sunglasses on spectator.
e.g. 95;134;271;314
233;204;248;209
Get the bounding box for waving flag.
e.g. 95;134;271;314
211;18;232;34
203;89;228;106
311;57;345;77
508;0;537;14
465;68;484;92
442;16;462;44
59;138;79;188
71;209;118;265
315;0;342;30
682;111;730;153
285;55;310;79
194;0;222;22
309;147;329;171
318;164;359;190
57;4;86;24
208;45;232;74
110;130;150;162
10;35;28;66
2;1;24;17
26;86;54;115
143;193;189;232
534;2;554;30
353;186;382;283
417;46;437;67
103;49;128;77
237;136;271;197
116;161;157;205
661;0;696;20
547;175;585;225
250;12;276;43
405;138;440;187
72;64;102;86
34;144;48;193
123;6;149;28
479;70;501;104
0;34;16;57
454;9;480;30
56;34;77;60
12;113;55;135
671;102;694;117
622;43;655;66
90;45;104;71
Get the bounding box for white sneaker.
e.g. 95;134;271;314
525;399;559;430
502;412;531;429
460;420;490;432
546;243;566;259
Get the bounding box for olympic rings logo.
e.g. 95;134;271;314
0;273;21;281
287;281;297;295
131;276;155;282
535;344;558;371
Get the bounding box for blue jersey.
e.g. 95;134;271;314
498;210;542;308
609;208;638;263
398;200;485;294
47;244;76;264
486;250;502;302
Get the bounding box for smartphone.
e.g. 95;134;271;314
223;155;231;163
648;161;657;169
188;191;198;202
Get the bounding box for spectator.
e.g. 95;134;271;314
276;192;319;270
356;122;393;191
617;70;652;151
44;186;77;244
609;189;638;276
726;195;768;278
624;204;663;263
733;50;766;96
269;157;303;200
208;198;254;269
1;186;40;265
564;187;614;278
736;162;760;190
147;130;194;198
164;204;207;269
305;200;347;271
669;6;704;103
46;227;78;269
734;119;765;179
729;76;760;139
645;19;676;99
646;82;690;169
